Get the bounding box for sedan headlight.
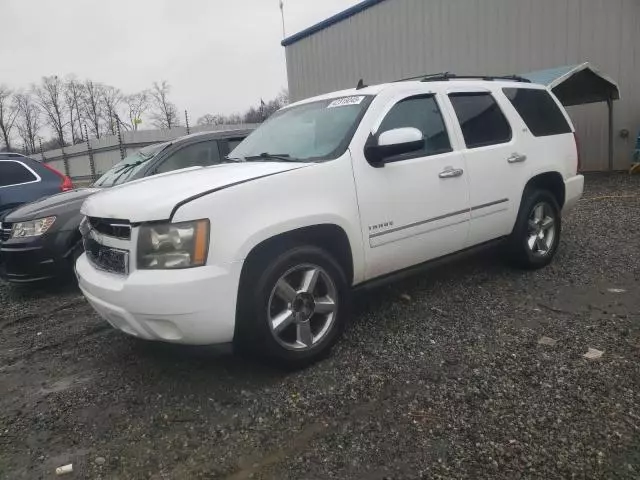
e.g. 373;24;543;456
137;219;210;269
11;216;57;238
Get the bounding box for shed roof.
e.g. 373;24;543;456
521;62;620;106
281;0;386;46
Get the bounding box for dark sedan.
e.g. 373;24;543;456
0;129;252;283
0;154;73;219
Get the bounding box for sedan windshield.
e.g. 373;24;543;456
230;95;373;162
92;142;169;187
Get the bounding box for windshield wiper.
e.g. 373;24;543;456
244;152;303;163
110;160;144;185
222;156;244;163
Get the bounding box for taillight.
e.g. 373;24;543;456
60;176;74;191
573;132;581;173
41;162;74;192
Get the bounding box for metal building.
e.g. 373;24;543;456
282;0;639;171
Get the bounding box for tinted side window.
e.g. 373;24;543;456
503;88;572;137
449;93;512;148
227;138;244;152
378;95;451;160
0;161;38;187
155;140;221;174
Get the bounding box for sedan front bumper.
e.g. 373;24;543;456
0;230;78;283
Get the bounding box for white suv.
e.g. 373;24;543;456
76;75;584;366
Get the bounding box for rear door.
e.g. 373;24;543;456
0;160;43;215
444;89;526;247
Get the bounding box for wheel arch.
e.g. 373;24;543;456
522;171;565;209
239;223;355;288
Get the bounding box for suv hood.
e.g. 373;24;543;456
81;162;311;222
5;188;100;222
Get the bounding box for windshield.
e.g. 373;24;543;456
230;95;373;162
93;142;169;187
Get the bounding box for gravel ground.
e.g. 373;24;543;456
0;173;639;480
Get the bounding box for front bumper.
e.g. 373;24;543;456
0;230;78;283
563;174;584;213
76;253;242;345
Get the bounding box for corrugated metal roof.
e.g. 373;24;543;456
521;62;620;106
281;0;387;47
521;65;583;88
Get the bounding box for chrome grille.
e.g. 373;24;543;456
88;217;131;240
83;235;129;275
1;222;12;241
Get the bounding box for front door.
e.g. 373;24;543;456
352;93;470;280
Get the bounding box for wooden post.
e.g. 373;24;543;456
607;98;614;172
115;115;125;160
84;124;96;180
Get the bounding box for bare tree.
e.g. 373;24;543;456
83;80;104;138
14;92;41;154
102;85;123;135
150;80;179;129
0;85;18;150
196;113;225;126
64;76;85;144
123;91;149;130
34;75;67;147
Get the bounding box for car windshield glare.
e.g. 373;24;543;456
230;96;373;162
92;142;169;187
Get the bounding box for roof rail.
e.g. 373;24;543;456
396;72;531;83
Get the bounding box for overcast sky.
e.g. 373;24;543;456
1;0;360;122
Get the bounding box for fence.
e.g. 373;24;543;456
31;124;258;186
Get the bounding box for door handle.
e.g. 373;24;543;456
507;153;527;163
439;166;464;179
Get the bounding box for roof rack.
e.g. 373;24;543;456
396;72;531;83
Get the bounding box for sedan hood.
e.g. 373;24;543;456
81;162;310;222
5;188;100;222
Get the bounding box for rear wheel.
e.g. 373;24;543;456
508;189;561;269
235;245;349;368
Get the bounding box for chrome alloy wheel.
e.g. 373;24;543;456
267;264;338;351
527;202;556;256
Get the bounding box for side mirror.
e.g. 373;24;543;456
364;127;425;166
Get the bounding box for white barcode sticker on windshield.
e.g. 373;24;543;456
327;96;365;108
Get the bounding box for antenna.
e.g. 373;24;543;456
356;79;367;90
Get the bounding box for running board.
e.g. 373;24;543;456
353;237;507;292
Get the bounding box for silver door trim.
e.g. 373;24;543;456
369;198;509;239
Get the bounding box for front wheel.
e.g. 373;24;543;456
507;189;562;269
235;245;349;367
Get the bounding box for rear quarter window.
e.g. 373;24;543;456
0;161;39;187
503;88;572;137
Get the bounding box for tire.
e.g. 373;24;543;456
235;245;349;368
507;189;562;269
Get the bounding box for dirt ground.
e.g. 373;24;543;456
1;173;639;480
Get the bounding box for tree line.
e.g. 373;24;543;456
196;90;288;127
0;76;288;154
0;77;180;154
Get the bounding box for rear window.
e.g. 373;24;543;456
503;88;572;137
0;161;38;187
449;92;512;148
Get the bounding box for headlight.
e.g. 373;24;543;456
11;216;57;238
137;219;209;269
